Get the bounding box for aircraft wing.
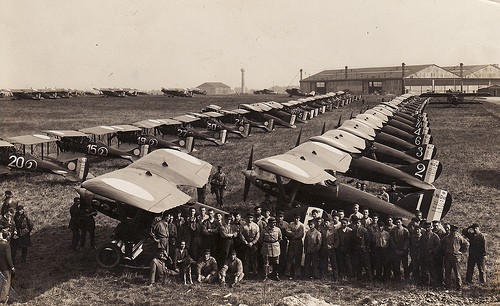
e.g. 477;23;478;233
0;140;14;148
8;134;57;145
80;126;118;135
321;130;367;150
133;119;165;129
127;149;212;187
43;130;88;137
81;168;192;213
54;151;87;163
254;154;335;185
287;141;352;173
110;125;141;132
172;115;200;124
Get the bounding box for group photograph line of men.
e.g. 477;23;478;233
72;162;486;291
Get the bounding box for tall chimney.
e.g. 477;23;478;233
460;63;463;92
401;63;406;94
345;66;348;79
241;68;245;94
300;69;303;81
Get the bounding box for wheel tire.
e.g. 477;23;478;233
96;243;122;269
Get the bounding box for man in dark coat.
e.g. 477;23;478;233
79;200;97;249
69;197;81;250
13;206;33;263
463;223;487;284
0;232;14;303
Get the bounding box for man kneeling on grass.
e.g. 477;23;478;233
197;249;218;283
219;250;244;287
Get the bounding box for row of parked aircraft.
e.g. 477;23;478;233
1;91;451;268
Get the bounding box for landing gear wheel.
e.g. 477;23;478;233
96;243;122;269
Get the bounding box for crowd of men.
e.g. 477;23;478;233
146;202;488;290
69;197;98;250
0;190;34;303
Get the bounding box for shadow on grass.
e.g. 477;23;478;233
471;170;500;189
10;223;155;303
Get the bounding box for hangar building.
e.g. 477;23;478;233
196;82;232;95
300;64;500;95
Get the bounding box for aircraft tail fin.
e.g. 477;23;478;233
242;123;250;137
405;144;436;160
396;189;452;221
289;114;297;125
267;119;275;131
75;157;91;181
400;159;442;184
410;133;432;147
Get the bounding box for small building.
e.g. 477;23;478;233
196;82;232;95
478;84;500;96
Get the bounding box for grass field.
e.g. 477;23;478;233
0;94;498;305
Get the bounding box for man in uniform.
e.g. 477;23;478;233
149;249;175;286
275;211;288;276
197;249;218;283
349;204;363;223
372;221;390;281
219;250;244;287
69;197;81;251
1;191;17;217
336;218;353;280
419;221;441;287
240;213;260;276
285;213;304;279
389;217;410;281
210;165;228;207
219;213;237;267
351;216;373;282
387;182;402;204
79;199;97;249
441;224;469;289
260;217;282;281
463;223;487;285
304;219;322;279
151;213;169;254
324;217;339;281
201;209;220;258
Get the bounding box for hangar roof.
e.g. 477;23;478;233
197;82;231;89
302;64;500;82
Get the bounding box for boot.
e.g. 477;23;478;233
263;265;270;281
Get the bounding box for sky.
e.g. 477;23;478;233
1;0;500;91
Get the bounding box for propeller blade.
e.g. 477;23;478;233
336;115;342;128
321;122;326;135
243;146;254;201
294;128;302;148
350;111;354;119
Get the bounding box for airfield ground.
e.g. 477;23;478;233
0;94;498;305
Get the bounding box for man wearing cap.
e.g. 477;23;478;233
304;219;322;279
388;183;402;204
151;212;169;254
351;216;373;282
201;209;221;259
441;224;469;289
241;213;260;276
285;213;305;279
210;165;228;207
389;217;410;281
219;213;238;267
260;217;282;281
336;218;353;280
419;221;441;287
462;223;487;284
13;205;33;264
219;250;244;287
197;249;218;283
276;211;289;276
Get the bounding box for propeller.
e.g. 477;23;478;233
243;145;254;201
350;111;354;119
321;122;326;135
336;115;342;128
294;128;302;148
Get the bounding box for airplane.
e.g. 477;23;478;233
240;103;297;129
7;89;43;100
75;149;226;268
44;128;139;162
420;91;491;106
161;88;194;97
253;89;279;95
129;119;195;153
202;105;274;133
189;88;207;95
94;88;127;98
158;115;227;146
188;111;249;138
242;150;451;224
285;88;315;97
1;135;89;181
40;89;59;99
